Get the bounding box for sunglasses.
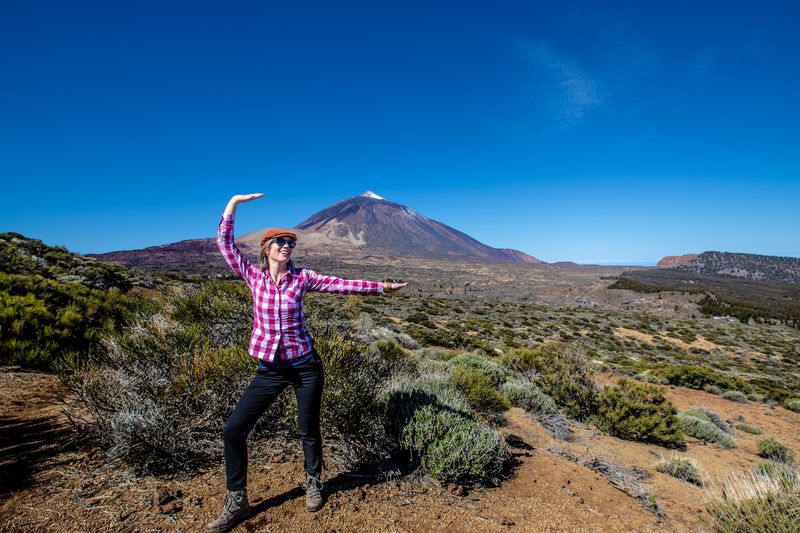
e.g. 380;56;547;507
274;237;297;249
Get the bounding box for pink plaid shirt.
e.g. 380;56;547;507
216;214;384;363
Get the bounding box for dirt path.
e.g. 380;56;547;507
2;368;797;532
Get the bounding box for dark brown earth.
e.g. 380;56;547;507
2;368;798;532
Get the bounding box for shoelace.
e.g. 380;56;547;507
307;476;323;497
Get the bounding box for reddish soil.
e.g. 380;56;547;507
1;368;798;532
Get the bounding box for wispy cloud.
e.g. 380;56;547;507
510;13;659;132
515;38;604;128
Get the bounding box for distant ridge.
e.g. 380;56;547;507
662;251;800;285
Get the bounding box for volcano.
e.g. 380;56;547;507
287;191;540;263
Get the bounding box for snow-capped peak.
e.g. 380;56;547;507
361;191;385;200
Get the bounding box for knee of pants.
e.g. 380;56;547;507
224;419;248;442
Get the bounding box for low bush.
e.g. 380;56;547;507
595;379;685;448
401;404;508;485
66;313;253;474
502;343;598;420
67;285;403;474
450;365;510;414
708;469;800;533
656;457;704;486
501;377;558;415
721;390;749;404
678;412;736;449
783;398;800;413
501;377;573;440
736;422;763;435
757;439;796;464
686;407;732;434
655;365;750;394
448;353;508;386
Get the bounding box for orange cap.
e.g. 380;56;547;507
260;228;298;247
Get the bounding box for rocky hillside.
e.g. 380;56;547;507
656;254;698;268
670;251;800;285
0;232;150;290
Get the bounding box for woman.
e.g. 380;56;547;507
207;193;407;533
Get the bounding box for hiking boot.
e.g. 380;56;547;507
206;489;251;532
305;474;324;512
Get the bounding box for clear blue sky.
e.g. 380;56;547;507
2;0;798;263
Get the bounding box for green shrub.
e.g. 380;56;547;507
708;470;800;533
736;422;763;435
758;439;796;464
402;405;508;485
0;272;145;371
501;377;558;415
656;457;704;486
503;343;598;420
450;365;510;414
721;390;749;404
595;379;685;448
686;407;732;434
656;365;750;394
407;326;461;348
406;311;436;329
448;353;508;386
678;412;736;449
783;398;800;413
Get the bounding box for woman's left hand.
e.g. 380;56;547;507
384;282;408;293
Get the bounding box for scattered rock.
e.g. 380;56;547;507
446;484;465;497
501;516;515;526
353;487;366;502
187;495;202;506
160;500;183;514
152;486;181;507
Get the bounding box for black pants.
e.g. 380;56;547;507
224;351;324;490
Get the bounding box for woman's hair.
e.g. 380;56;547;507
260;238;296;271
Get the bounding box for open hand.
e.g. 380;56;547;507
232;193;264;203
384;282;408;293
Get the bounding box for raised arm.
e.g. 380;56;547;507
216;193;263;283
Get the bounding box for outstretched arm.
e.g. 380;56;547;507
216;193;264;283
304;270;408;295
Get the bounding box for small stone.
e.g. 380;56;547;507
501;517;515;526
160;501;183;514
353;488;366;502
153;487;174;507
187;496;202;506
84;497;104;506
